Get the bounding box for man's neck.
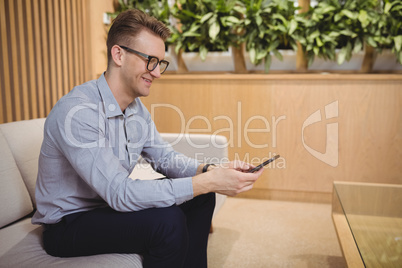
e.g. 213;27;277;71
104;70;136;112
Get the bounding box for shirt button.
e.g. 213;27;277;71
108;104;116;111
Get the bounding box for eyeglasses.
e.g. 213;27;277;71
119;45;169;74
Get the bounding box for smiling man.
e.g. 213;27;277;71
32;9;263;268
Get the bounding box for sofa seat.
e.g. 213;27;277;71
0;218;143;267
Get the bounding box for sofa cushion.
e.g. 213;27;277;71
0;131;33;228
0;218;143;268
0;118;45;206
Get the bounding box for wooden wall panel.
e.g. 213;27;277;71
141;74;402;202
0;0;12;122
0;0;92;123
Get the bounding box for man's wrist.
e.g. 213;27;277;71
202;163;216;173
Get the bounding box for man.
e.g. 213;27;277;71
32;9;263;268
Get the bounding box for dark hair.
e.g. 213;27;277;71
106;9;171;65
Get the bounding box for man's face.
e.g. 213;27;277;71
120;30;166;99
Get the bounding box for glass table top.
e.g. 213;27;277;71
333;182;402;268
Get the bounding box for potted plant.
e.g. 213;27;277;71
107;0;179;71
370;0;402;71
170;0;245;72
298;0;380;71
241;0;304;73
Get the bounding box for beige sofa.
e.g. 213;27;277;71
0;118;227;267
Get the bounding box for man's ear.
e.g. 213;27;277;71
110;45;123;67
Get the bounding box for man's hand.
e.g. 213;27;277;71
192;161;264;197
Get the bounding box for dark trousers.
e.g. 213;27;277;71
43;193;216;268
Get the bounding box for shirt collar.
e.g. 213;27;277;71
97;73;139;118
97;73;122;118
97;72;141;118
124;101;137;117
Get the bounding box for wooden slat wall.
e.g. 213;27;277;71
0;0;91;123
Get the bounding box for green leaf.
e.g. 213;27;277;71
256;15;263;26
200;45;208;61
268;40;280;52
310;30;320;40
180;9;199;19
328;32;340;38
337;46;348;64
384;2;392;14
394;36;402;52
277;24;287;33
272;14;287;25
183;23;201;36
353;38;363;53
358;10;368;28
327;48;336;60
200;12;214;24
225;16;240;24
334;13;342;23
341;10;357;20
339;30;357;38
367;36;377;47
182;32;202;37
262;7;272;14
272;49;283;61
182;31;202;37
312;13;320;22
209;21;220;40
308;54;314;67
249;47;257;64
315;36;323;47
288;19;297;35
313;46;319;56
188;42;198;51
321;5;337;14
175;41;182;54
258;29;265;39
256;49;267;60
264;54;272;73
233;5;246;14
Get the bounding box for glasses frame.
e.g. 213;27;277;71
119;45;169;74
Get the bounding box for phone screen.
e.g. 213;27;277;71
247;155;280;173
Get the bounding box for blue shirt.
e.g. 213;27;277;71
32;73;198;224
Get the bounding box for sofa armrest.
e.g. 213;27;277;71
160;133;228;165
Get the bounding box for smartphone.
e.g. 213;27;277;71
247;155;280;173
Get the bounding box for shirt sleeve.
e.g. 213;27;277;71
140;121;201;179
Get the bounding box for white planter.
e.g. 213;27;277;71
309;50;365;71
373;49;402;71
181;49;235;72
164;46;178;72
244;49;297;71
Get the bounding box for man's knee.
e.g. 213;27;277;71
147;206;188;253
143;206;188;267
204;192;216;208
182;192;216;215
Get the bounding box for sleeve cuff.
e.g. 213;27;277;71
172;177;194;205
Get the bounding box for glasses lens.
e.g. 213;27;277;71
148;57;159;71
160;61;169;74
